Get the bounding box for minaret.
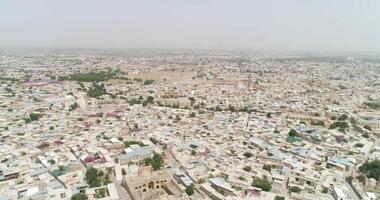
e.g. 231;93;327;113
247;74;253;89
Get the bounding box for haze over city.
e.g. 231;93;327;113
1;0;380;52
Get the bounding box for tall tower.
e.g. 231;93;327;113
247;74;253;89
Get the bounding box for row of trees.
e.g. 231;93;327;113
364;101;380;110
60;72;158;88
71;193;87;200
206;105;252;113
60;72;116;82
124;140;146;148
143;79;154;85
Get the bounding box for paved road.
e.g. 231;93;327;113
113;181;132;200
76;91;88;111
344;181;360;200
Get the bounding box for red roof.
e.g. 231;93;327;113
53;140;64;145
83;156;96;164
107;112;118;117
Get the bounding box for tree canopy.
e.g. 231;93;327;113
144;153;164;171
243;152;253;158
252;178;272;191
60;72;116;82
329;121;349;131
29;113;40;121
85;167;101;188
71;193;88;200
185;185;194;196
124;140;146;148
290;186;302;193
359;160;380;180
87;83;108;98
288;129;298;137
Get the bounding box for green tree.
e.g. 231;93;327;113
143;79;154;85
274;196;285;200
359;160;380;180
191;150;197;156
215;106;223;111
149;137;158;145
322;187;329;194
106;167;112;175
189;112;196;118
185;185;194;196
24;117;32;123
124;140;145;148
61;72;116;82
146;96;154;104
228;105;236;112
144;157;152;166
29;113;40;121
288;129;298;137
98;170;104;177
357;175;366;184
243;152;253;158
329;121;348;130
355;143;364;148
151;153;164;170
144;153;164;171
104;176;112;185
338;114;348;121
243;166;251;172
290;186;302;193
85;167;101;188
69;103;78;111
263;164;272;172
71;193;88;200
95;188;106;198
364;101;380;110
311;120;325;126
188;97;195;106
217;188;225;195
58;165;65;172
252;178;272;191
232;185;242;191
363;125;372;131
87;82;108;98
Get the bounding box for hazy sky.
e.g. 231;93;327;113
1;0;380;52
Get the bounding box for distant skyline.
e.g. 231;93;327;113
1;0;380;52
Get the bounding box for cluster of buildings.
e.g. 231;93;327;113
0;50;379;200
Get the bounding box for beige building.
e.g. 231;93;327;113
122;167;186;200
